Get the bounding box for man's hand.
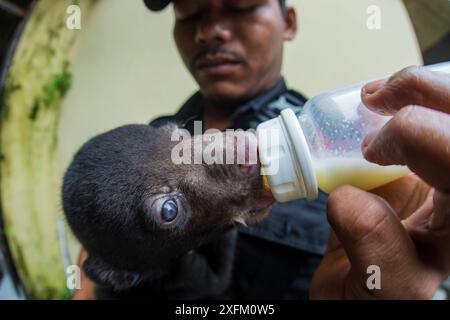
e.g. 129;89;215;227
310;66;450;299
71;250;96;300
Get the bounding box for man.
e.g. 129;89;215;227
74;0;450;299
74;0;329;300
146;0;330;299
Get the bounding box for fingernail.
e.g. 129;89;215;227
361;86;371;98
363;79;387;96
362;132;377;159
361;87;371;97
362;143;370;158
362;84;377;97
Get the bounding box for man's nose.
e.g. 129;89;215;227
195;14;232;46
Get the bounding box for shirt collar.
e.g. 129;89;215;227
230;78;288;121
174;78;288;131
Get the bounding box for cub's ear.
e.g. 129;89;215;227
83;255;144;292
149;118;180;130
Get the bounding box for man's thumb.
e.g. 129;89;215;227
327;186;417;283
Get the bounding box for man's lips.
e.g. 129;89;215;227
194;55;244;76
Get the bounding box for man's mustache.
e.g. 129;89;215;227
191;48;246;69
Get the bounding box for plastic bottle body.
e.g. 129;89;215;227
298;88;410;194
257;102;410;203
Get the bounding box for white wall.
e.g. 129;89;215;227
285;0;422;94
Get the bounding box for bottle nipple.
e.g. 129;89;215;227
261;173;271;193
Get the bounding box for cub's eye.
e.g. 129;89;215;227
143;193;188;229
161;199;178;223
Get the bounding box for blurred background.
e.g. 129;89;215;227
0;0;449;299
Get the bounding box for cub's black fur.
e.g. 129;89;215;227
62;124;271;299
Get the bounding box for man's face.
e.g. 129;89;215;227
173;0;296;104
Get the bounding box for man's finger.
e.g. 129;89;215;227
324;230;342;253
430;191;450;230
362;105;450;192
361;66;450;115
327;186;417;273
369;174;430;220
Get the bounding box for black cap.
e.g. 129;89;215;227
144;0;286;12
144;0;171;11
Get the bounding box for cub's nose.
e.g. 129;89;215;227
225;131;258;167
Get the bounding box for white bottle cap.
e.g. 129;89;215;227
257;109;318;202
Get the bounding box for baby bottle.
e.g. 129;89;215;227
257;62;450;203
